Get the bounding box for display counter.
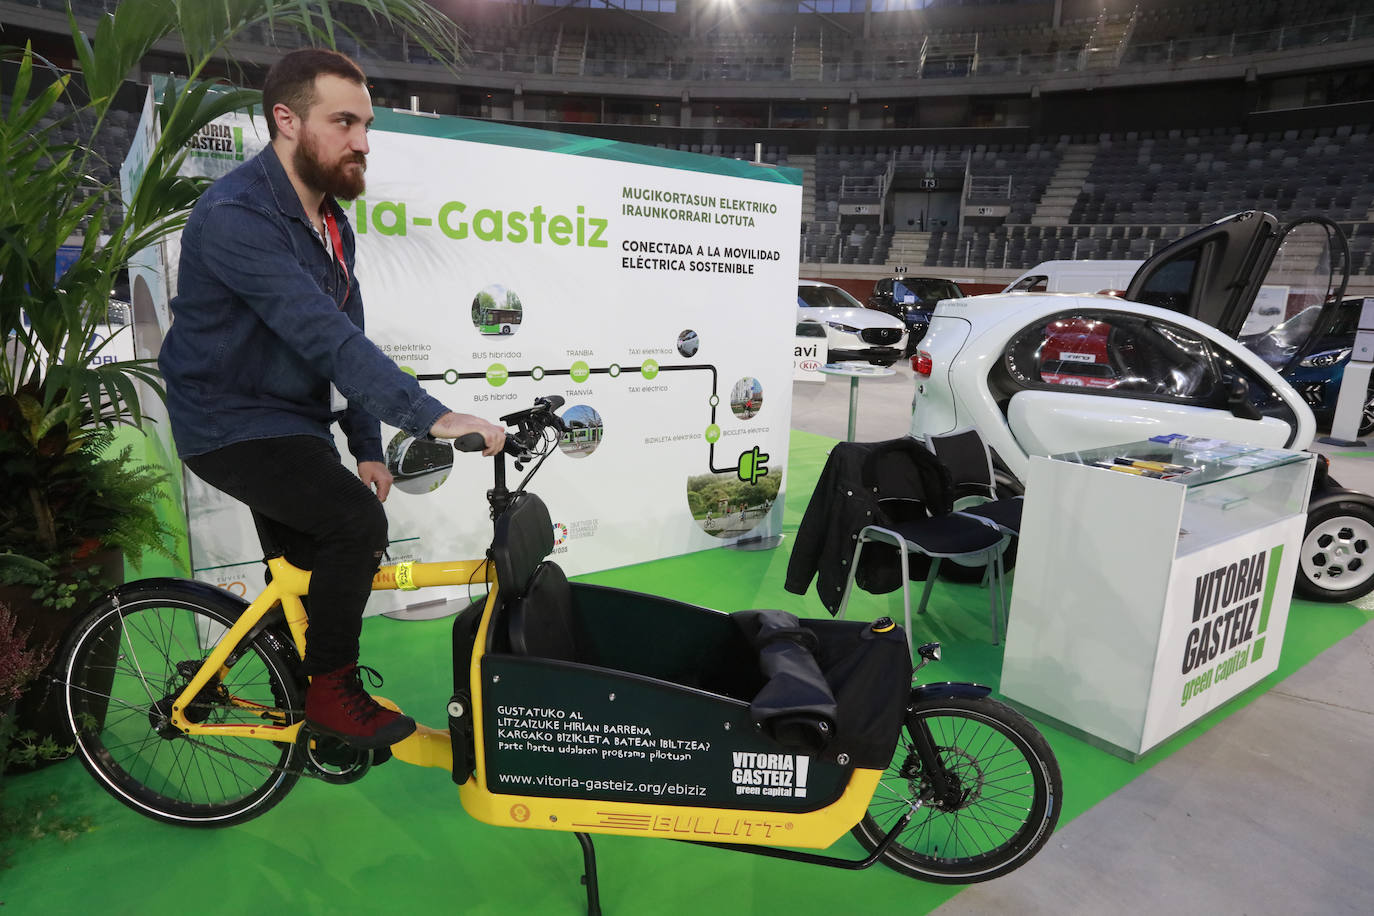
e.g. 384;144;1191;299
999;437;1315;759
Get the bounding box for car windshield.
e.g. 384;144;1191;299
895;279;961;304
798;285;862;309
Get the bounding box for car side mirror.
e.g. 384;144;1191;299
1223;375;1263;421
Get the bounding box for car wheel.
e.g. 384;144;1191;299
1295;501;1374;602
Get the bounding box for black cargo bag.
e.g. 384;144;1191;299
733;610;912;768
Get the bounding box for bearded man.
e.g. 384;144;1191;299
159;49;505;748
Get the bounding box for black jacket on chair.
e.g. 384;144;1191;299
785;438;952;615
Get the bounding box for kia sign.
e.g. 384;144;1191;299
793;334;824;382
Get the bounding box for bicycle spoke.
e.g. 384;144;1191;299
64;594;305;825
856;699;1060;880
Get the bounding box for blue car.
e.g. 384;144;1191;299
866;276;964;351
1241;298;1374;436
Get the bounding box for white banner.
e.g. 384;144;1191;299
128;99;802;613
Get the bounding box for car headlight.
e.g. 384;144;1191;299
825;320;861;334
1299;348;1351;368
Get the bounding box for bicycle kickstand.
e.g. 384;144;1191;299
575;832;603;916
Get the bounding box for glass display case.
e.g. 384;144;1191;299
1052;437;1312;556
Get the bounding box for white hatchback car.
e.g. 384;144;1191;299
797;279;906;367
910;211;1374;602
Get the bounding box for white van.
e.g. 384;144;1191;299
1003;259;1144;295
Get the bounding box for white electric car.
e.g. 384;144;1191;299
910;211;1374;602
797;279;906;367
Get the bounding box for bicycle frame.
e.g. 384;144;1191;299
165;555;488;767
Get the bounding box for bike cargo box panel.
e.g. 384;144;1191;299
481;654;850;810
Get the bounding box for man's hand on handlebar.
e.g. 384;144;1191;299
429;412;507;456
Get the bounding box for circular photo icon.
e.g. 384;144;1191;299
677;329;700;358
385;431;454;495
687;472;780;539
730;377;764;420
471;284;523;337
558;404;604;458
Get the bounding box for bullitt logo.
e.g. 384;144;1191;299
731;752;810;798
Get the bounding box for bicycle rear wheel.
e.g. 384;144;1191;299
59;584;306;827
853;695;1061;883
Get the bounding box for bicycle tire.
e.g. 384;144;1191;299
852;695;1061;883
58;583;306;827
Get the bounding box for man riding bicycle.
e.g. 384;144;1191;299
159;49;505;749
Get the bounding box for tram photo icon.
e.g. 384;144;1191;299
470;283;523;337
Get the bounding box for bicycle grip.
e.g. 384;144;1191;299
454;432;487;452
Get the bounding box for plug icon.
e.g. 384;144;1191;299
737;446;770;485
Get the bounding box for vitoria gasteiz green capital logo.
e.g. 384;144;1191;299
186;123;245;161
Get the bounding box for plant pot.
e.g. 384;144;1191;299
0;549;124;771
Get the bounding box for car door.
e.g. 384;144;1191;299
1124;211;1349;346
1123;210;1280;334
997;308;1309;462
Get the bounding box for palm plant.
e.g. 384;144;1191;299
0;0;460;570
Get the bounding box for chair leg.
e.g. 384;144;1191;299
916;557;941;617
836;536;868;619
998;547;1012;634
896;540;913;656
994;549;1005;648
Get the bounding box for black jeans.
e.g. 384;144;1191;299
184;435;388;675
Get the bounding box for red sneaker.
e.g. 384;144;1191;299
306;664;416;750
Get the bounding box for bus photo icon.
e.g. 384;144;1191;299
471;284;523;337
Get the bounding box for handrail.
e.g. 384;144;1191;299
18;0;1371;86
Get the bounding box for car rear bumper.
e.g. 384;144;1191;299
830;346;902;366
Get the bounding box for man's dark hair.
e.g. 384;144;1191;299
262;49;367;140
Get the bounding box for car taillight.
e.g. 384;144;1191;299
913;350;933;376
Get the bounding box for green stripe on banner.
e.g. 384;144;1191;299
370;109;803;186
1253;543;1284;662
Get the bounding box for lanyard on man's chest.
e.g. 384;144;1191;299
322;207;351;308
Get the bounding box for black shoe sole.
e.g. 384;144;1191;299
305;715;417;751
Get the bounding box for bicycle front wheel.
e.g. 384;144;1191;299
853;695;1061;883
59;584;306;827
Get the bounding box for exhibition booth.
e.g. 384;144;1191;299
9;81;1374;916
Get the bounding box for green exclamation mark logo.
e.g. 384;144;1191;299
1252;544;1283;663
233;126;244;160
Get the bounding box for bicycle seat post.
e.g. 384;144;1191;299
487;450;510;521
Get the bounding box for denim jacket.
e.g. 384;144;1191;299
159;145;448;461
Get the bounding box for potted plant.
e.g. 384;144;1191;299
0;0;460;743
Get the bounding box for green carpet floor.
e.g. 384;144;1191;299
2;430;1368;914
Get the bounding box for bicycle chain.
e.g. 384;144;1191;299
172;716;367;782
